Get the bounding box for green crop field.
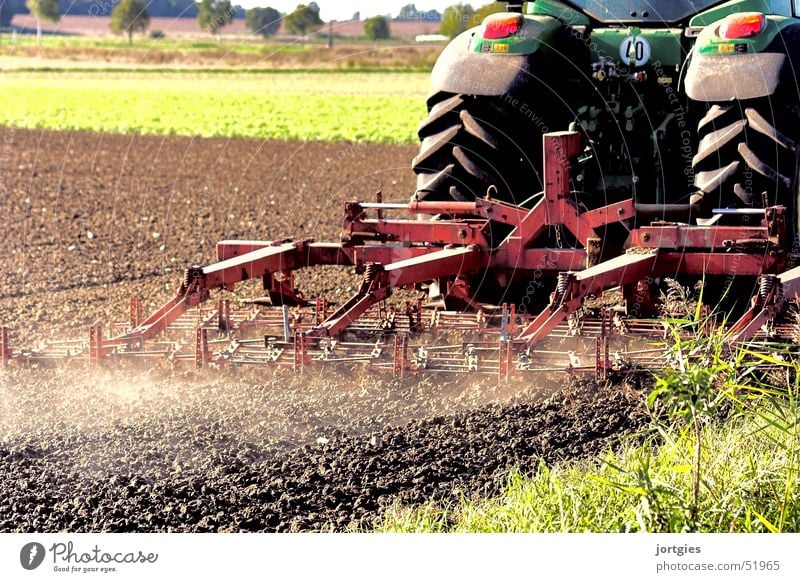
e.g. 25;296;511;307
0;71;429;143
0;34;318;52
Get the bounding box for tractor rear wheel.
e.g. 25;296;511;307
690;96;800;312
411;91;559;310
691;96;800;230
412;91;548;205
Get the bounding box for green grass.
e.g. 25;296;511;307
381;320;800;533
0;35;319;52
0;34;425;51
0;71;429;143
381;399;800;532
5;66;432;74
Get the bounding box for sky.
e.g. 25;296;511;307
234;2;459;21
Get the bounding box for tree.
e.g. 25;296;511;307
351;11;360;21
397;4;441;21
0;0;13;28
469;2;505;27
440;3;474;39
283;4;322;36
110;0;150;44
25;0;59;44
364;15;390;40
197;0;233;36
246;6;281;37
397;3;418;20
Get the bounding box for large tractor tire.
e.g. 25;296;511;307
412;91;547;205
691;96;800;227
690;96;800;312
411;91;558;310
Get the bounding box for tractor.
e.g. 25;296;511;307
414;0;800;310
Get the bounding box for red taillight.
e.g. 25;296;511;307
719;12;766;39
483;13;523;40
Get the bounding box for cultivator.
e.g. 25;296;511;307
5;131;800;380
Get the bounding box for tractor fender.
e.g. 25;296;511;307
685;23;800;102
431;16;561;97
685;51;786;101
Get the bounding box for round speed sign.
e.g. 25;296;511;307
619;36;651;66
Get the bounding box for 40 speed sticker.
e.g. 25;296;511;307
620;35;651;66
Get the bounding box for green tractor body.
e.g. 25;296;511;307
416;0;800;218
413;0;800;309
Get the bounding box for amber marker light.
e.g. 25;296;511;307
719;12;767;39
483;13;523;40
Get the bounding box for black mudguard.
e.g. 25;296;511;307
431;28;535;96
685;24;800;101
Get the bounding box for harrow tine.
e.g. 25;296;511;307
89;326;104;363
195;328;210;369
497;339;515;382
1;327;10;368
293;331;308;373
393;333;409;378
282;305;292;342
130;296;143;329
218;299;231;332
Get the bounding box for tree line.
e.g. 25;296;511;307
2;2;512;44
247;3;518;41
1;0;245;26
439;3;508;38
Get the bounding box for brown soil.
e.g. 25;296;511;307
0;128;417;344
0;367;647;532
0;128;649;532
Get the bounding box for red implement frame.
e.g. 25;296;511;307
3;131;795;375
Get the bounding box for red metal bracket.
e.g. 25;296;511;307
89;326;105;362
130;296;143;329
218;299;231;332
728;266;800;342
314;297;329;326
517;251;659;346
498;339;514;383
632;219;783;250
265;271;306;306
393;333;409;378
195;327;209;368
1;327;10;368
